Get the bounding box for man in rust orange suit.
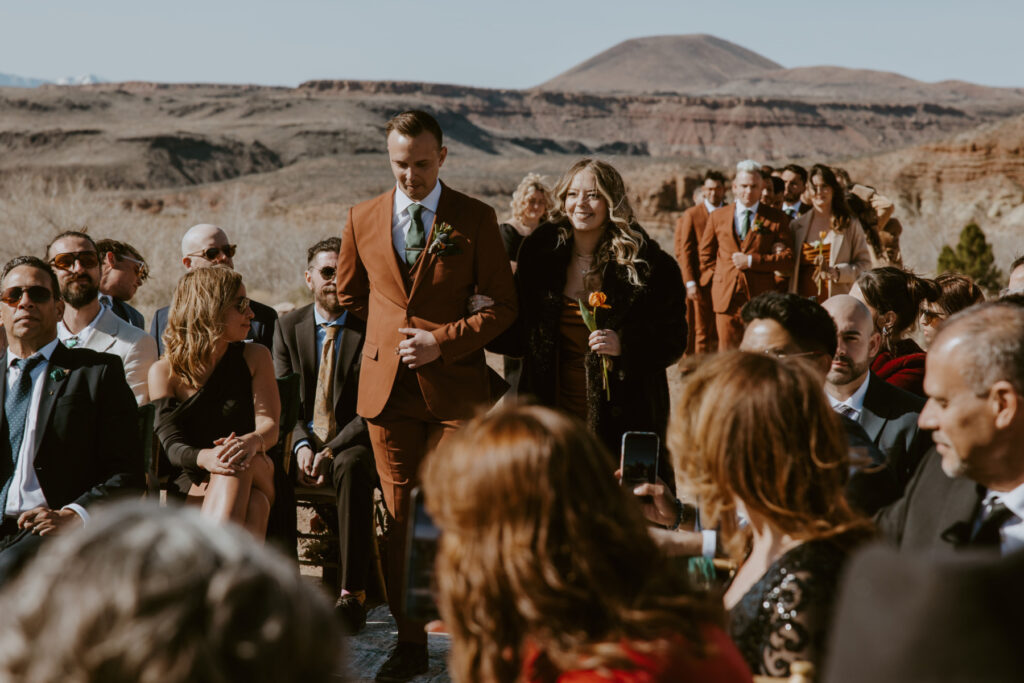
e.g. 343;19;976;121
674;170;725;355
336;110;517;679
698;160;795;350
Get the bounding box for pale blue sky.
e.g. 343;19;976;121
2;0;1019;88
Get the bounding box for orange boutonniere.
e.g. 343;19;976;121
578;291;612;400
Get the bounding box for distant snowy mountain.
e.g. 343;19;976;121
0;72;50;87
55;74;106;86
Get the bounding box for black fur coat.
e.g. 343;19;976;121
497;222;687;454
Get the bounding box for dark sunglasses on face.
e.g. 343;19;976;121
50;251;100;271
312;266;336;281
189;244;237;261
232;296;251;314
1;286;55;306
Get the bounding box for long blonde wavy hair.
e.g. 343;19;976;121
550;158;648;286
508;172;553;225
422;406;716;683
164;266;243;388
670;352;872;561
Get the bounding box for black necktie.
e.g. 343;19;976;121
972;498;1017;548
1;356;45;515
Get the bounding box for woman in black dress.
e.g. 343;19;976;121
670;351;872;677
149;266;279;538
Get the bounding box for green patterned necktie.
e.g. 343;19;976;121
405;203;425;266
739;209;752;240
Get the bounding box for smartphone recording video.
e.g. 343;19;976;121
620;431;660;491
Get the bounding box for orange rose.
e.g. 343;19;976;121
588;291;608;308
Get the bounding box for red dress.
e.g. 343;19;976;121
522;626;752;683
871;339;926;398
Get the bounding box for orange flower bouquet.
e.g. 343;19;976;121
578;291;612;400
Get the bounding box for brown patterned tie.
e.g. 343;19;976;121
312;324;339;445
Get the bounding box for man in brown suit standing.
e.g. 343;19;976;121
336;110;517;680
698;160;794;350
674;170;725;355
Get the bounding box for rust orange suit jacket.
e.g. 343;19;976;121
674;202;711;285
697;203;795;314
336;182;517;421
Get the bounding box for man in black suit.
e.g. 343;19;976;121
877;302;1024;556
150;224;277;355
823;295;932;487
0;256;144;583
273;237;373;634
97;239;147;330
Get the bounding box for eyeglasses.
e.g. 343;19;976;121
311;266;336;281
1;286;55;306
920;309;946;324
188;244;237;261
231;296;251;314
50;251;99;271
118;255;149;282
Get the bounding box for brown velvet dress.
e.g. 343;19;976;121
556;297;590;422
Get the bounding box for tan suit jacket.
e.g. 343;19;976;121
788;213;873;298
336;182;517;421
674;203;711;285
698;203;795;314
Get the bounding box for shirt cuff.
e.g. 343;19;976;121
685;280;697;289
746;254;753;268
701;530;717;559
293;439;311;456
63;503;89;524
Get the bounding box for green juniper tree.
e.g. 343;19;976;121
937;223;1004;292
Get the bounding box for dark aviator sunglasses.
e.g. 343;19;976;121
188;244;237;261
1;286;55;306
50;251;99;271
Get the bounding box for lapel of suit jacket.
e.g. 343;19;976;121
32;344;73;460
829;229;846;267
81;307;118;354
408;182;448;297
859;374;889;445
375;188;409;301
0;359;7;436
725;205;743;252
295;306;317;405
335;321;362;402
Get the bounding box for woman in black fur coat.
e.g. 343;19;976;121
497;158;687;457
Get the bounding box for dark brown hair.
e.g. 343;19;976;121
809;163;853;231
856;266;940;347
932;272;985;316
384;109;443;148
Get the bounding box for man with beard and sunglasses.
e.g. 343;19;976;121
272;237;375;634
149;224;278;357
45;232;157;405
823;295;932;490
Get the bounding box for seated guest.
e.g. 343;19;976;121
788;164;873;302
670;351;873;677
422;405;752;683
851;266;940;397
149;266;278;538
272;237;374;633
0;502;339;682
151;223;278;356
823;295;932;487
503;158;686;457
0;256;144;583
877;303;1024;557
46;231;157;404
739;292;900;513
96;238;148;329
918;272;984;349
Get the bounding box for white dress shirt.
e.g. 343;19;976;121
4;338;88;521
979;484;1024;556
704;199;721;214
391;181;442;257
57;304;103;348
827;374;871;423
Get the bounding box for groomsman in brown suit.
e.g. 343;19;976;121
336;110;517;680
698;160;795;350
674;170;725;355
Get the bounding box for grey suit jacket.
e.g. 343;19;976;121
859;372;931;488
77;307;157;405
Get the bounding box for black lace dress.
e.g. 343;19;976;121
153;342;255;496
728;538;850;677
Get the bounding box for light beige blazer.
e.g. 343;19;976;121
789;213;873;298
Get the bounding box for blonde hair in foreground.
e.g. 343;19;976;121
164;265;243;388
0;502;339;683
421;405;715;683
669;352;871;561
550;158;648;286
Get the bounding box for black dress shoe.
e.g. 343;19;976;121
375;641;428;681
334;594;367;635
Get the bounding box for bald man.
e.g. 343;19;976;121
149;224;278;356
823;295;931;488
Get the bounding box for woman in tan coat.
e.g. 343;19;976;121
789;164;872;301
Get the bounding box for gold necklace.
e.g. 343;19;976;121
572;251;594;275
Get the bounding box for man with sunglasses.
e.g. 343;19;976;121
0;256;144;584
273;237;375;634
96;239;147;330
149;223;277;356
45;231;157;406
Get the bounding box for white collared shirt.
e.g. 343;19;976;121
782;200;803;216
979;483;1024;556
4;339;88;521
392;181;442;257
703;199;721;214
827;374;871;423
733;200;760;240
57;304;104;348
